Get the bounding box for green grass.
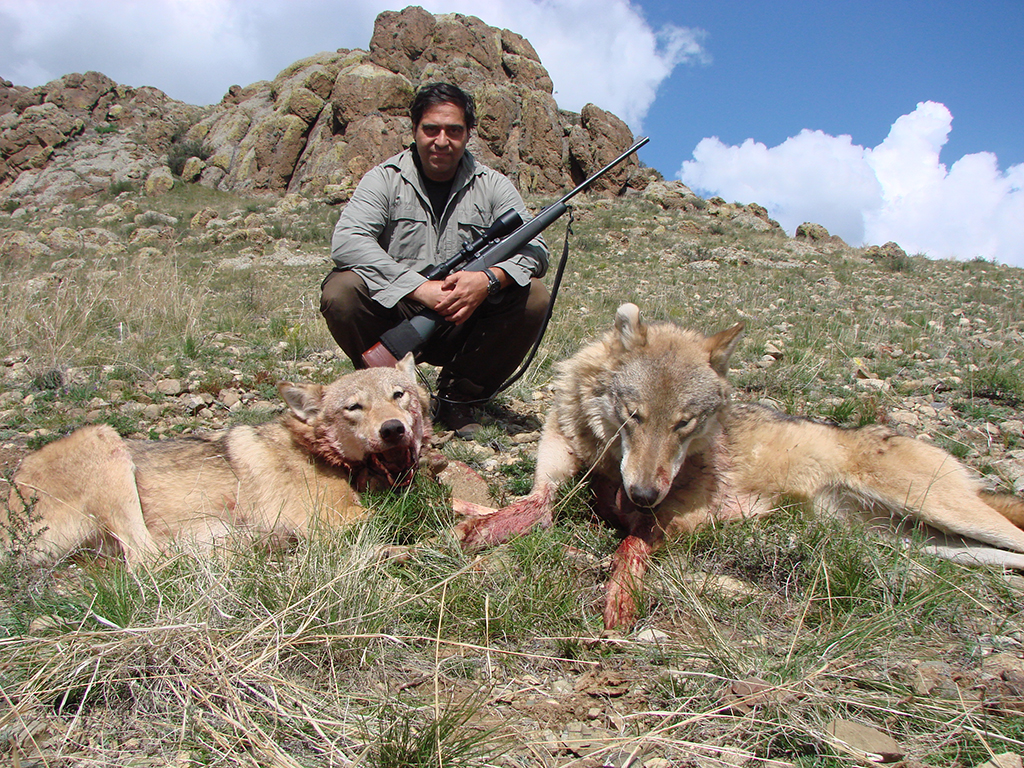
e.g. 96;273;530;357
3;184;1024;765
499;454;535;497
363;695;504;767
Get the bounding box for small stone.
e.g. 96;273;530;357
219;389;241;408
156;379;183;395
634;627;669;644
977;755;1023;768
826;718;903;762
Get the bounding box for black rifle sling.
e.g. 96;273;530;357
489;207;575;397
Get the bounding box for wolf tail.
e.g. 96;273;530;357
979;491;1024;528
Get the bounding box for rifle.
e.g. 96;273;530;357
362;136;650;368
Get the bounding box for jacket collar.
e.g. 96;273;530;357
393;145;482;197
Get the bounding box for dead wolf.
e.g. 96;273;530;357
4;356;431;565
455;303;1024;630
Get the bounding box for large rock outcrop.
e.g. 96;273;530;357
1;6;644;207
0;72;204;205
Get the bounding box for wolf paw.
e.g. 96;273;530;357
453;493;553;551
603;581;639;631
602;535;654;631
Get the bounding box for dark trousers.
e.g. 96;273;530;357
320;269;550;399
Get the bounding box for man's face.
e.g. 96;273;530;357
414;101;469;182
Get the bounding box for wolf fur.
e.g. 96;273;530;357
455;303;1024;630
4;356;430;565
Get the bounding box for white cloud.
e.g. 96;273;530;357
0;0;702;127
0;0;259;103
680;131;882;246
679;101;1024;267
417;0;707;128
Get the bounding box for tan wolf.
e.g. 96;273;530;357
4;356;431;565
455;303;1024;630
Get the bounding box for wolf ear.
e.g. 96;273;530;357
614;303;647;351
706;322;744;377
396;352;417;379
278;382;324;422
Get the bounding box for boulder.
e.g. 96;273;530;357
0;230;53;260
568;104;637;192
0;102;85;176
42;226;84;252
643;180;697;210
281;86;326;124
500;30;553;93
144;166;174;196
330;63;414;127
190;207;219;229
0;7;643;202
0;78;32;116
795;222;831;241
229;112;309;192
473;83;517;155
865;241;909;261
180;155;205;182
367;6;438;81
43;71;117;114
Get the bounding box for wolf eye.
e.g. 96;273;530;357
392;389;406;400
675;417;697;432
345;402;364;412
615;402;642;427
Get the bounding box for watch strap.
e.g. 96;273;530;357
483;268;501;296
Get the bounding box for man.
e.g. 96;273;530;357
320;83;550;436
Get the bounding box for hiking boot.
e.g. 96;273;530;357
434;397;482;438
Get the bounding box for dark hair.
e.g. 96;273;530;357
410;82;476;131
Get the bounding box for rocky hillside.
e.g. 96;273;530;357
3;30;1024;760
1;6;640;210
3;173;1024;766
6;8;1024;767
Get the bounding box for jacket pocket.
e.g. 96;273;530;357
385;196;432;264
455;203;492;243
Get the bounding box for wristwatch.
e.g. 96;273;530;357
483;268;501;296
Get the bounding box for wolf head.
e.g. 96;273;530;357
593;303;743;509
278;354;430;486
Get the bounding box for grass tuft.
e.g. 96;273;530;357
3;185;1024;764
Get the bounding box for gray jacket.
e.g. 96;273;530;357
330;147;549;308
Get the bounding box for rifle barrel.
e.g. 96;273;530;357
362;135;650;367
556;136;649;206
462;135;649;273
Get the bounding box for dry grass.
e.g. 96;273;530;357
2;183;1024;765
2;255;213;374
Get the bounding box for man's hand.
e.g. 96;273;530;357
408;280;448;311
436;270;489;324
411;268;507;325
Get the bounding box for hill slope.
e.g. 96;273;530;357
2;7;1024;766
2;167;1024;766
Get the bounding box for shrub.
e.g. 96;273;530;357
167;139;212;176
108;179;134;196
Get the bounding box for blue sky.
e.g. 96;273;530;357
640;0;1023;173
2;0;1021;265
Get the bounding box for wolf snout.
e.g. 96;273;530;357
379;419;407;443
624;484;662;509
